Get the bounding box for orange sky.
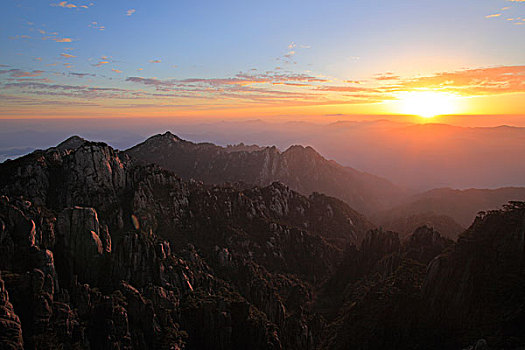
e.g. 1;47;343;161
1;1;524;126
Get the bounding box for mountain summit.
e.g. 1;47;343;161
125;132;409;216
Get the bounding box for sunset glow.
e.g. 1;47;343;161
0;0;524;124
397;91;460;118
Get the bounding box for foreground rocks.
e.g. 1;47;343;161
0;138;374;349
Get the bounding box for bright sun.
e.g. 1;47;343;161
397;91;459;118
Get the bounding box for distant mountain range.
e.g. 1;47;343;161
377;186;525;227
125;131;409;217
3;118;525;190
125;132;525;239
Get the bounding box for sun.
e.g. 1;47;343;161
397;91;459;118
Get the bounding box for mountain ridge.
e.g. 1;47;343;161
125;132;410;217
1;135;525;349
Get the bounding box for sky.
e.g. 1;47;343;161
1;0;524;123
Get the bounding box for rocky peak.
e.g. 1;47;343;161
403;226;452;264
148;131;183;144
55;135;87;152
360;229;401;258
283;145;322;160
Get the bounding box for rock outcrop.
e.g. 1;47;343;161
0;272;23;350
422;202;525;347
124;132;408;216
0;137;374;349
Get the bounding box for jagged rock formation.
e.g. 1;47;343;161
0;272;23;350
319;204;525;350
0;137;373;349
124;132;408;216
423;202;525;347
378;212;465;240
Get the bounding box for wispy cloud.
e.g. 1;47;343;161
126;77;174;88
485;13;502;18
396;65;525;96
10;35;31;40
55;37;73;42
92;57;110;67
111;68;122;73
51;1;77;9
93;61;109;67
69;72;96;78
0;69;45;78
149;59;161;63
126;9;136;16
60;53;76;58
89;21;105;31
374;72;400;81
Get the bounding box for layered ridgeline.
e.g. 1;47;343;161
0;136;374;349
1;135;525;349
377;187;525;228
318;202;525;350
125;132;525;240
124;132;409;217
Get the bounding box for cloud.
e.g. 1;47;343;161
54;38;73;42
485;13;502;18
397;65;525;96
316;85;377;93
51;1;77;8
126;9;136;16
0;93;100;107
10;35;31;40
93;60;110;67
375;73;400;81
149;59;161;63
89;21;105;31
125;71;329;98
112;69;122;73
60;53;76;58
69;72;95;78
0;69;45;78
126;77;174;88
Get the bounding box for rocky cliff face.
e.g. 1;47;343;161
0;271;23;350
124;132;408;216
422;202;525;347
0;137;374;349
319;204;525;350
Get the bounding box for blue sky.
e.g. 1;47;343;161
1;0;524;120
